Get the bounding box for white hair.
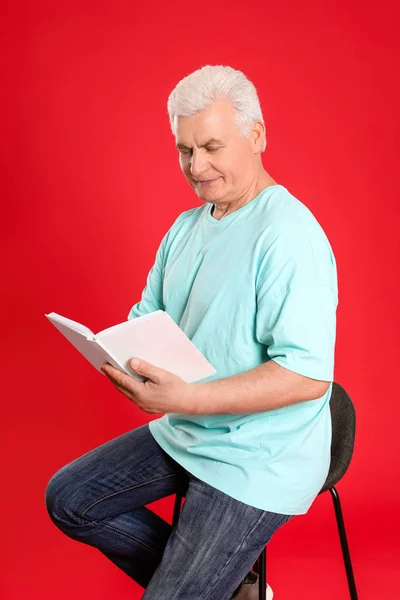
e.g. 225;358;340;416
167;65;267;152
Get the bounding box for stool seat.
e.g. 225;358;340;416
319;382;356;494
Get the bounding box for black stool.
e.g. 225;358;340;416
172;381;359;600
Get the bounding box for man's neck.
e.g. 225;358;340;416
211;177;277;220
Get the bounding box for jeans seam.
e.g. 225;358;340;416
201;511;267;600
203;511;291;600
79;473;178;518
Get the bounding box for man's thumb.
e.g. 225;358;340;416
130;358;145;371
130;358;160;378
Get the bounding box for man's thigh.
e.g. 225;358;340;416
143;472;292;600
45;422;189;522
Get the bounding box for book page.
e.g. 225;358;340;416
96;310;216;384
46;309;216;384
45;312;147;379
45;312;95;339
96;310;161;338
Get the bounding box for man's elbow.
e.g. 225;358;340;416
309;379;331;399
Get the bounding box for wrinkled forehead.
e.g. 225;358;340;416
173;100;237;144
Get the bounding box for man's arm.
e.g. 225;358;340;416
189;359;330;415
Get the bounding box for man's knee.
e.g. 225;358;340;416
45;466;83;531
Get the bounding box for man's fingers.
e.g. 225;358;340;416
117;371;128;389
102;364;134;390
106;374;135;399
101;365;137;401
114;382;135;401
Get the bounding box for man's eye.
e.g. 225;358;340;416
179;147;219;155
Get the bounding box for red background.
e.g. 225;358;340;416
2;1;399;598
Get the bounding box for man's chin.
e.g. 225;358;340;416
196;194;221;203
194;188;224;201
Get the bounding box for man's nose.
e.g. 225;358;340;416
190;150;208;178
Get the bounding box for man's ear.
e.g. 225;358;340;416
250;120;266;153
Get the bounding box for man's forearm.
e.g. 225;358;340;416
188;359;331;415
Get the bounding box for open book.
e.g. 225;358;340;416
45;310;216;383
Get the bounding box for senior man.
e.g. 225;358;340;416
45;65;338;600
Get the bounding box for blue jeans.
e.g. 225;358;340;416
45;422;292;599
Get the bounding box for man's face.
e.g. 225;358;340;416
174;100;259;204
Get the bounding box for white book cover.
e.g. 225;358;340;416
45;309;216;383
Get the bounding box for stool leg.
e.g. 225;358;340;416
172;494;183;528
329;486;358;600
258;547;267;600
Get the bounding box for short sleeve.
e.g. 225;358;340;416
255;220;338;381
127;233;167;320
127;210;189;320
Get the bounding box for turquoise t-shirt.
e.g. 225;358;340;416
127;184;338;515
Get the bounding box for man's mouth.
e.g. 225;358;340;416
196;178;219;184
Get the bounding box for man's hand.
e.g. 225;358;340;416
100;358;191;415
